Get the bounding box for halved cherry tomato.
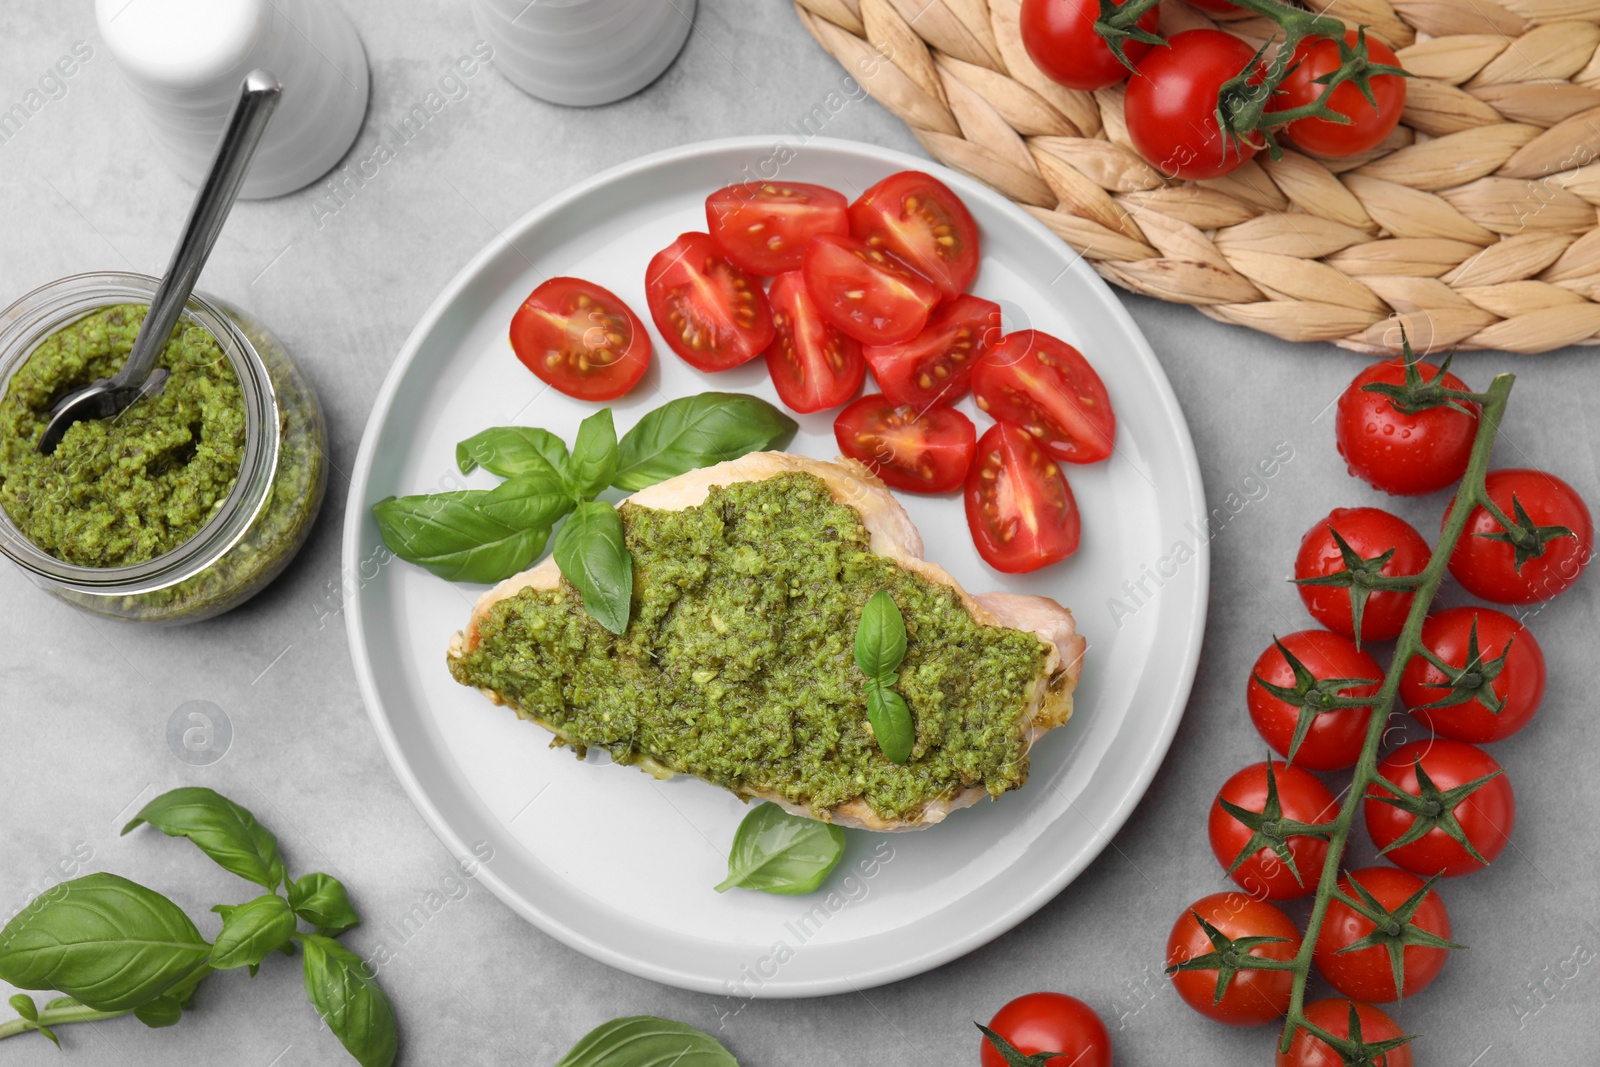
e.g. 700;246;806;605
1400;607;1545;744
965;422;1080;573
704;182;848;275
1248;630;1382;772
972;331;1115;463
1167;893;1301;1027
1208;760;1337;901
802;233;941;346
764;271;864;414
509;277;651;401
848;170;981;298
863;295;1000;412
1278;999;1413;1067
1363;739;1515;878
1446;468;1594;605
834;395;975;494
644;232;774;372
1313;867;1453;1003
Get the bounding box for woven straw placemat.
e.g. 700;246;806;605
794;0;1600;354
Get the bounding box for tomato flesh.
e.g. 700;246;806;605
1020;0;1160;91
863;295;1000;412
965;422;1080;572
1126;29;1263;181
764;271;864;414
1273;31;1407;157
705;181;848;275
802;233;940;346
848;170;981;298
979;992;1112;1067
644;232;775;372
509;277;651;401
973;330;1115;463
833;395;975;494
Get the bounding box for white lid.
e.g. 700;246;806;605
96;0;269;91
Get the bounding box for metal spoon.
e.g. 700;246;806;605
38;70;282;455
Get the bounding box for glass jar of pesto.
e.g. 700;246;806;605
0;272;327;623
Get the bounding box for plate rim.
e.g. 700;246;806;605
342;134;1209;996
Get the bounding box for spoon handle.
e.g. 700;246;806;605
110;71;282;391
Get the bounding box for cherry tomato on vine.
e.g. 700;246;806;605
1445;468;1594;604
1019;0;1160;92
848;170;981;299
802;233;941;346
1277;999;1413;1067
1313;867;1454;1003
1271;31;1407;158
972;331;1115;464
1125;30;1264;181
1400;607;1545;744
1248;630;1382;771
1208;760;1337;900
1166;893;1301;1026
1335;358;1479;496
645;232;774;372
965;422;1081;573
764;271;864;413
863;295;1000;412
834;395;975;494
509;277;651;401
1185;0;1240;12
978;992;1112;1067
1364;739;1515;878
1294;507;1430;644
704;181;848;275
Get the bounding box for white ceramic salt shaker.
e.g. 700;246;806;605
471;0;696;107
96;0;369;199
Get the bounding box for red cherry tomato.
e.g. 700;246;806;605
1335;358;1479;496
833;395;975;494
1019;0;1160;91
801;233;941;346
1446;468;1594;604
848;170;981;299
704;181;848;275
965;423;1081;573
978;992;1112;1067
508;277;651;401
863;295;1000;412
1294;508;1430;644
1272;31;1407;158
1401;607;1545;744
1277;999;1413;1067
1185;0;1240;12
1125;30;1263;181
644;232;774;372
1166;893;1301;1027
1208;761;1337;901
764;271;864;414
1248;630;1382;772
1313;867;1453;1003
1364;739;1515;878
972;331;1115;464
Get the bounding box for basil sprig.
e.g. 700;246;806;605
554;1015;737;1067
716;802;846;896
854;590;915;764
0;787;394;1066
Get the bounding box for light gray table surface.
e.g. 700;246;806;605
3;2;1597;1064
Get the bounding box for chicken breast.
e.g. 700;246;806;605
449;452;1085;831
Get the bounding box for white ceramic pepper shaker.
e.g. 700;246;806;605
95;0;369;199
471;0;696;107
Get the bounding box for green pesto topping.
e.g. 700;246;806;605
449;472;1051;822
0;304;246;568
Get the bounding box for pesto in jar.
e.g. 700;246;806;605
449;473;1051;823
0;304;246;567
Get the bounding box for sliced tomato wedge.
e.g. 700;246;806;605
801;233;940;346
509;277;651;401
644;232;775;371
965;422;1080;572
863;295;1001;411
972;330;1115;463
833;395;975;494
705;182;849;275
849;170;981;298
764;271;865;414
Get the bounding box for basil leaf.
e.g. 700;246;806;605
456;426;568;478
133;995;183;1028
553;502;633;634
866;685;915;765
854;590;907;682
613;392;797;491
569;408;619;500
373;491;549;584
122;787;286;890
0;873;210;1012
288;873;361;935
554;1016;737;1067
8;993;37;1022
210;894;297;971
479;471;572;528
715;803;846;896
300;934;397;1067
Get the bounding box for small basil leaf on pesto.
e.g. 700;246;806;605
553;502;633;634
299;934;398;1067
854;589;907;681
554;1016;737;1067
372;491;549;584
612;392;797;491
455;426;568;479
715;803;846;896
865;685;915;765
210;894;297;971
568;408;619;500
121;787;286;890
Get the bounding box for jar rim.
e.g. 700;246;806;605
0;271;279;592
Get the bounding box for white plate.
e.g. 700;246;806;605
343;137;1207;997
